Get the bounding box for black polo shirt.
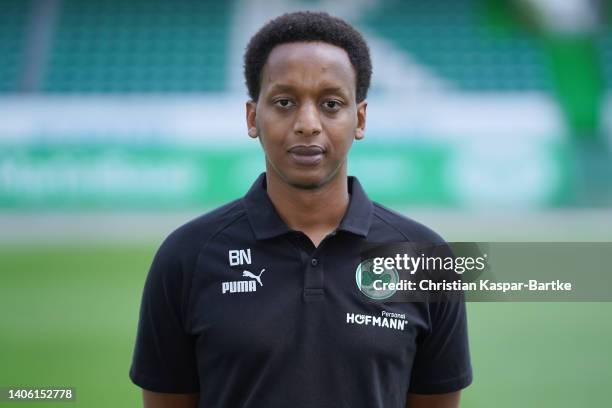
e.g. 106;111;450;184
130;172;472;407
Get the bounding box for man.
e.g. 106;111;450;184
130;11;472;408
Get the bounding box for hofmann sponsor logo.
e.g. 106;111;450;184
346;310;408;331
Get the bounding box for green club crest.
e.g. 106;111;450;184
355;258;399;300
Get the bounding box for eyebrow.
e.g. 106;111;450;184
267;83;349;98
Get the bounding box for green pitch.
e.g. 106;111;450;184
1;244;610;407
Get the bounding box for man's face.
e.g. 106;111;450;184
246;41;367;190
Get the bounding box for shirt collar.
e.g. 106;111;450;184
243;172;373;240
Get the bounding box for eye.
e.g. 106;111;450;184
274;98;295;109
323;100;342;111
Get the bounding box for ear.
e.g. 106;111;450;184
355;100;367;140
246;100;258;138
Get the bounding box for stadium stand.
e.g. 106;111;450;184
1;0;609;94
361;0;553;91
0;0;610;207
42;0;231;93
0;0;31;92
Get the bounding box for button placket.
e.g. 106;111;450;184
303;251;326;301
300;232;336;301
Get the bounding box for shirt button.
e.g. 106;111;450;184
311;258;319;267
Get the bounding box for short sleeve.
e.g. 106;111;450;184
408;295;472;394
129;233;200;393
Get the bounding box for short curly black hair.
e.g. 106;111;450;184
243;11;372;103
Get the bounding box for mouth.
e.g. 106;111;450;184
287;145;325;166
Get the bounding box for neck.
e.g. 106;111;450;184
265;167;350;247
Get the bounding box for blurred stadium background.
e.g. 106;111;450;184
1;0;611;407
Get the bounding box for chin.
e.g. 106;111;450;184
278;171;320;190
283;168;339;191
287;178;323;190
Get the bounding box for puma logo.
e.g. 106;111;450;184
242;268;265;286
221;267;266;295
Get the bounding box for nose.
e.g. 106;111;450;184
293;101;321;137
